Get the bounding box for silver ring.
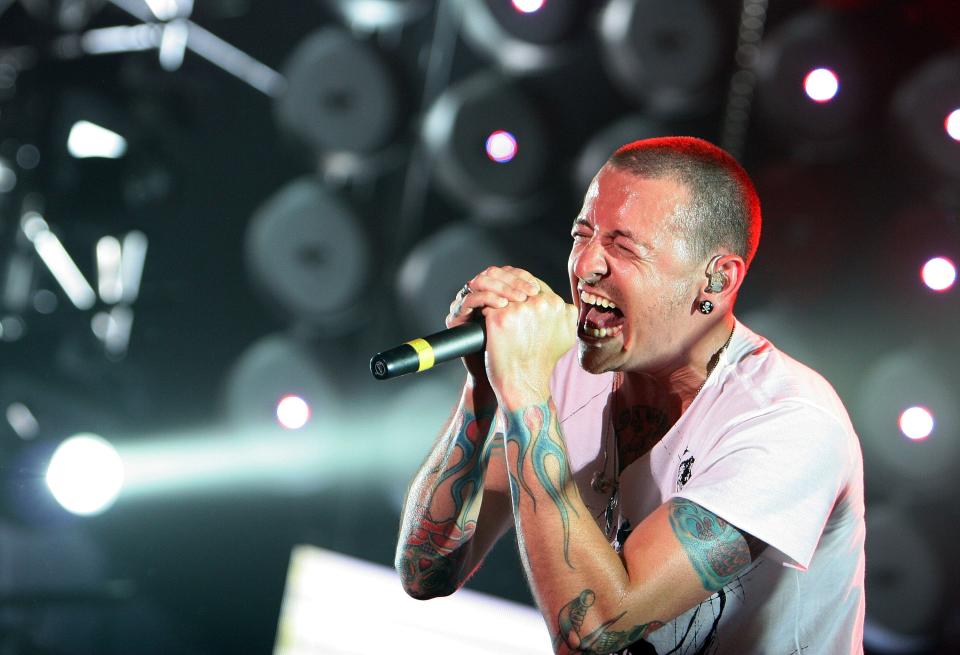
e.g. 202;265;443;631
459;283;472;297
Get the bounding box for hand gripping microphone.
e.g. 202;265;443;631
370;322;485;380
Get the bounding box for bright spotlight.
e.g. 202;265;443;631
67;120;128;159
46;434;124;516
803;67;839;103
921;256;956;292
899;406;934;441
512;0;545;13
276;395;311;430
946;109;960;142
485;130;518;163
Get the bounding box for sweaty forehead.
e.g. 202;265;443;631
580;166;689;232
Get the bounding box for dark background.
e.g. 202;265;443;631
1;0;959;652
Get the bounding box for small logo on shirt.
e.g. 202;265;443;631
677;448;695;491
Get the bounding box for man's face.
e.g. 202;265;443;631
567;165;704;376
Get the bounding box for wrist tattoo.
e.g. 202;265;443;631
505;402;580;569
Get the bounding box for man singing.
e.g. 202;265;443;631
395;137;865;654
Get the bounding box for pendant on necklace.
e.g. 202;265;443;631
603;487;620;541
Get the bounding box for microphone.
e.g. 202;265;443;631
370;322;485;380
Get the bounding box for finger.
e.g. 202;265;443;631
499;266;542;296
456;291;509;316
470;270;532;303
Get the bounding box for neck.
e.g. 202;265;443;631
620;314;736;415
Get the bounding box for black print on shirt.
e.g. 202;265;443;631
677;448;695;491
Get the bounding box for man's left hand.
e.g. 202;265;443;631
482;275;578;409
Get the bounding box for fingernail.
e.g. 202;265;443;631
518;294;528;301
499;298;508;307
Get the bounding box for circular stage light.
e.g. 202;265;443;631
755;10;867;151
422;73;547;222
892;53;960;185
512;0;545;12
485;130;518;163
803;67;839;103
396;222;509;336
276;27;399;154
855;345;960;495
225;333;340;429
246;177;371;332
921;256;956;292
277;395;311;430
457;0;588;72
898;406;934;441
46;434;124;516
599;0;725;117
946;108;960;142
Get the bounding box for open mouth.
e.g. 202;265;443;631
578;290;625;339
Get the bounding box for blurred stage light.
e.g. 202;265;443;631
422;73;547;221
946;108;960;142
96;236;123;304
67;120;127;159
921;256;956;292
24;213;97;311
599;0;724;117
755;10;867;152
6;402;39;440
485;130;518;163
803;67;839;103
855;345;960;496
891;52;960;189
898;406;934;441
324;0;432;31
225;332;339;436
396;222;509;336
246;178;370;332
276;395;310;430
276;27;399;154
512;0;545;13
0;158;15;193
46;434;124;516
456;0;587;72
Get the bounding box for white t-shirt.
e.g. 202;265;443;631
549;319;865;654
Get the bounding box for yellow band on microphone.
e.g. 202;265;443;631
405;338;435;372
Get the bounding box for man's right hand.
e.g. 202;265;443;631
446;266;542;381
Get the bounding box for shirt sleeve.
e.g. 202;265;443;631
669;401;851;571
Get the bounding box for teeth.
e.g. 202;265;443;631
584;325;622;339
579;290;617;310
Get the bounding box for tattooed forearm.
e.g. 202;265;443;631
504;402;580;568
667;498;754;592
553;588;663;654
397;406;497;597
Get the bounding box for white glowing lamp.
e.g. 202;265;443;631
46;434;124;515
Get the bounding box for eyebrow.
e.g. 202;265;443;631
572;218;654;252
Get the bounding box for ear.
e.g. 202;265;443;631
703;254;746;307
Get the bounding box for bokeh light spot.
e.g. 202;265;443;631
46;433;124;515
277;395;311;430
512;0;545;13
803;68;839;103
485;130;518;163
946;109;960;142
899;406;934;441
921;256;956;292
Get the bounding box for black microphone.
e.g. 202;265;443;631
370;322;485;380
